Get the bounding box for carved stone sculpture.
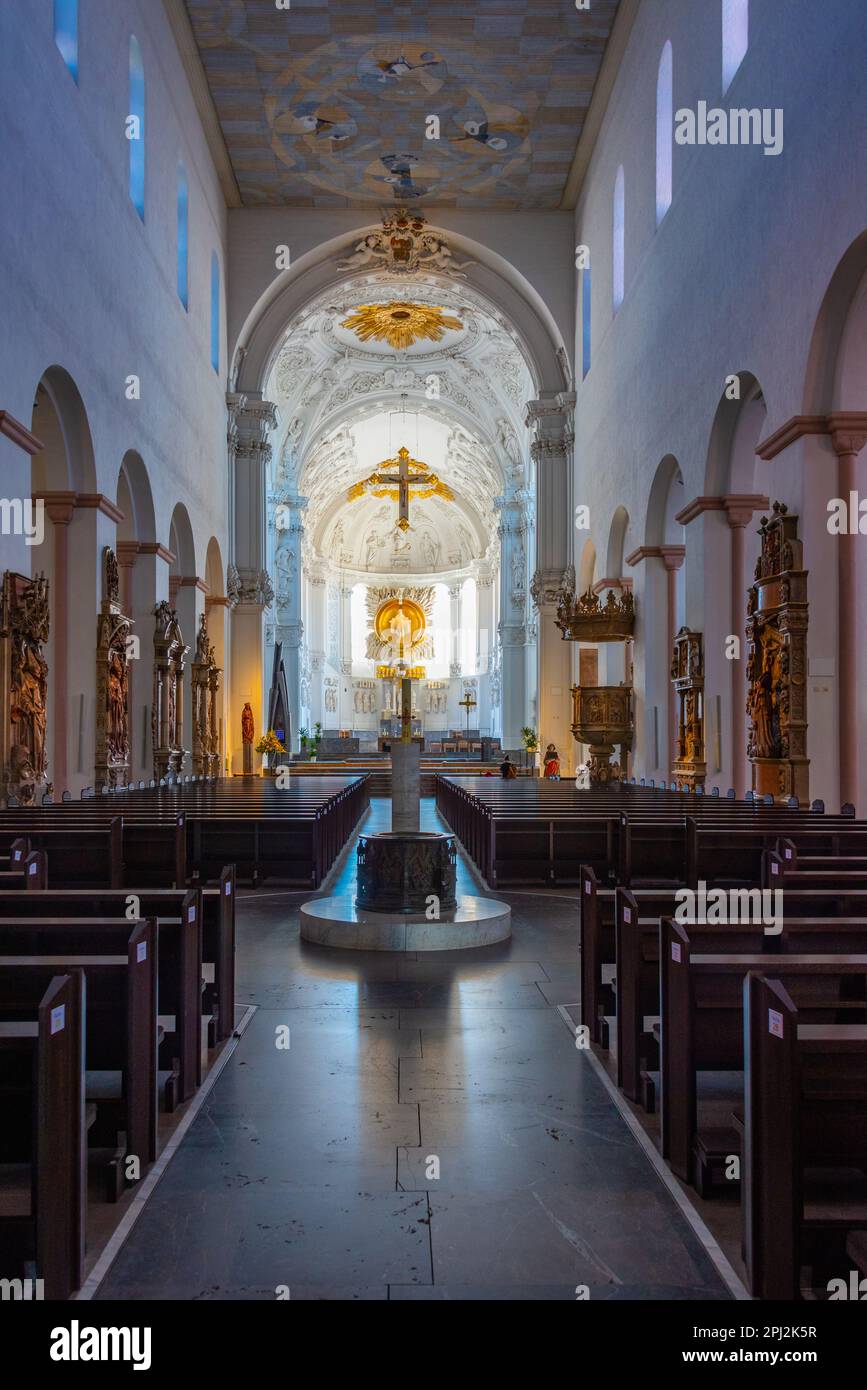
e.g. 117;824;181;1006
95;548;132;791
745;502;809;804
1;571;50;804
152;601;188;780
191;612;221;776
671;627;706;790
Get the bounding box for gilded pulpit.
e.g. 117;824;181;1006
556;586;636;783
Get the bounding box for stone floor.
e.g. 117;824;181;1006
96;798;731;1301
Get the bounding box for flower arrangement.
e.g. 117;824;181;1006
520;726;539;752
255;729;286;757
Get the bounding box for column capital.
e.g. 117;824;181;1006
828;411;867;458
227;563;274;610
116;540;141;567
659;544;685;572
233;396;280;465
625;544;685;570
591;575;633;594
138;541;176;566
724;494;770;529
32;489;125;524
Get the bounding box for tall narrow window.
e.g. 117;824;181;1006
581;266;592;380
210;253;221;373
54;0;78;82
656;42;673;225
177;165;189;308
612;166;625;313
722;0;749;93
128;37;145;220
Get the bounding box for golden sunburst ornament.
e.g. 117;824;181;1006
341;301;463;350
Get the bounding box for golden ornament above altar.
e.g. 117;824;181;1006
341;301;463;351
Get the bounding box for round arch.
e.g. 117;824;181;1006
31;365;96;494
232;222;569;402
803;229;867;414
29;366;97;796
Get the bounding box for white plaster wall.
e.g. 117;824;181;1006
226;208;575;388
572;0;867;807
0;0;229;579
0;0;230;790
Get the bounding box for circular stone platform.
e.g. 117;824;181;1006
300;893;511;952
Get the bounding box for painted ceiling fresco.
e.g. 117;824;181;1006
183;0;622;208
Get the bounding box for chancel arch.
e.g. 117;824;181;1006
223;215;577;760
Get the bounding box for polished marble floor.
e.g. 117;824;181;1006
96;799;730;1301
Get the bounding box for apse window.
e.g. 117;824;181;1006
210;253;221;373
613;166;625;313
656;42;673;225
581;266;592;380
54;0;78;82
177;165;189;309
722;0;749;93
128;36;145;220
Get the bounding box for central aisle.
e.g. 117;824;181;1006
97;798;730;1301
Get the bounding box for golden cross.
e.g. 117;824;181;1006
347;445;453;531
372;446;416;531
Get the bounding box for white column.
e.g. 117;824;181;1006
476;567;495;734
497;490;529;750
227;395;278;773
274;493;306;749
338;581;354;731
527;393;576;773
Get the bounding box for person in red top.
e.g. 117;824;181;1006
543;744;560;780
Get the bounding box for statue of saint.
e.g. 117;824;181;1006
107;651;128;759
749;642;776;758
242;702;255;744
12;641;48;779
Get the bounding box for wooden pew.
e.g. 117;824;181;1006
0;822;122;888
0;850;47;891
0;918;158;1197
0;897;200;1102
743;973;867;1299
0;864;236;1042
0;971;86;1301
659;917;867;1188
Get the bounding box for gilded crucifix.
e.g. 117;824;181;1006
348;446;454;532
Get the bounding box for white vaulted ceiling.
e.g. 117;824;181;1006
265;268;534;577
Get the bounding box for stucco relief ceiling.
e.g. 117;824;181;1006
183;0;622;208
264;256;534;578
